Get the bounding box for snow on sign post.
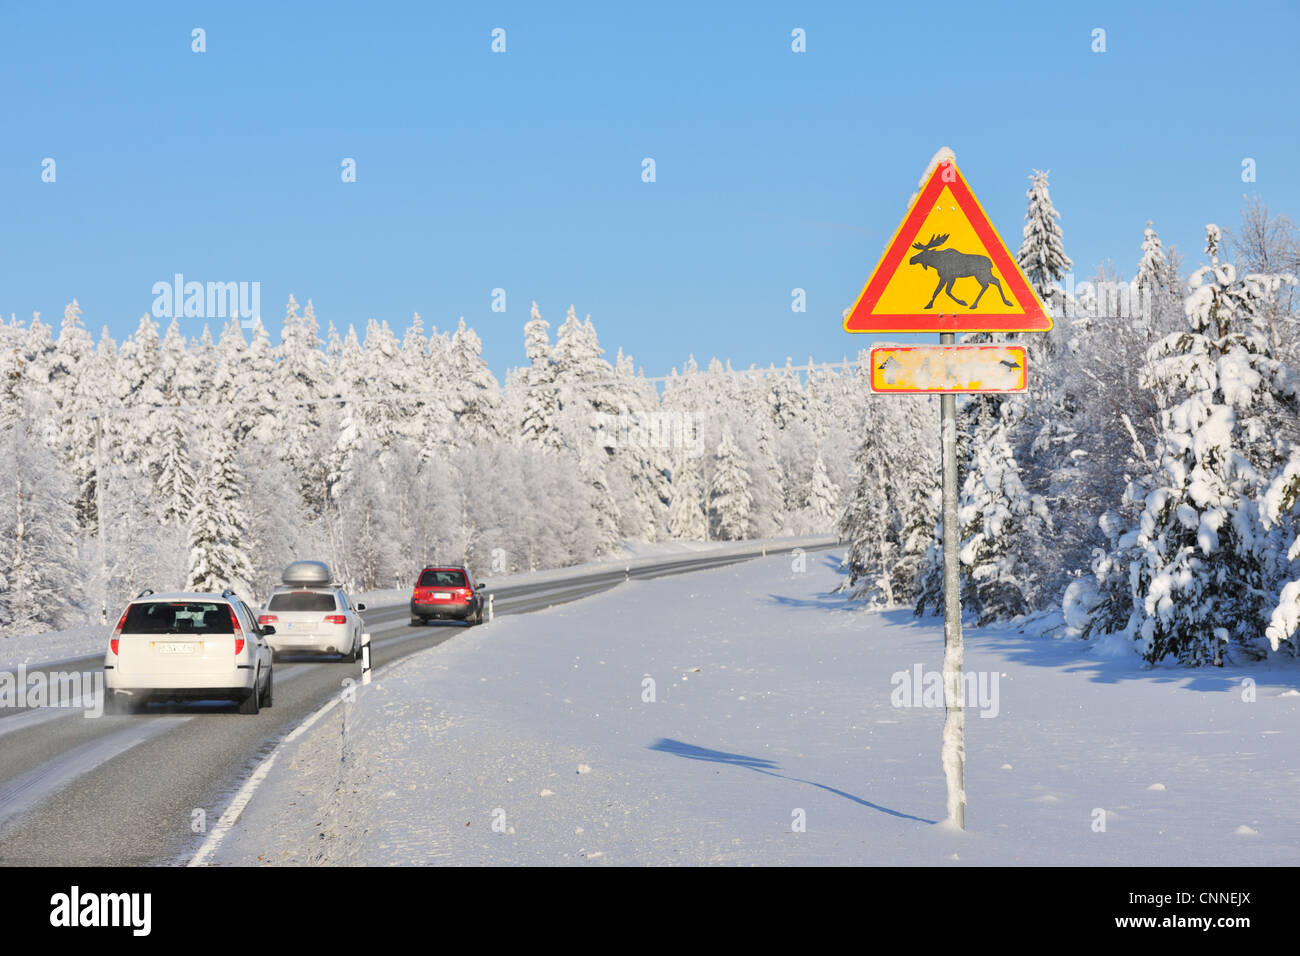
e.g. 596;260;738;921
844;149;1050;830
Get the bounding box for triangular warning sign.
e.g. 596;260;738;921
844;158;1051;334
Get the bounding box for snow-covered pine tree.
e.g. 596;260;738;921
448;317;501;443
355;318;401;451
228;449;306;600
766;358;808;432
839;424;901;606
805;453;839;530
390;312;431;451
580;455;622;555
1262;456;1300;653
21;311;56;403
734;417;782;537
956;394;1052;624
0;321;25;432
1121;225;1298;664
0;410;80;635
1005;170;1081;605
158;316;188;404
1054;222;1191;636
186;415;255;595
1136;221;1184;336
239;317;279;446
1016;170;1072;315
1224;196;1300;367
102;457;180;609
667;451;709;540
843;398;938;608
276;296;331;515
896;475;941;606
155;417;196;528
551;307;636;545
330;437;401;591
520;302;562;449
51;300;102;531
709;426;754;541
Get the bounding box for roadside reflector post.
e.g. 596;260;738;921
625;567;630;582
939;331;966;830
487;593;494;622
361;632;372;685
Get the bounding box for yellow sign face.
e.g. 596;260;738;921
844;158;1051;334
870;186;1027;317
870;345;1028;394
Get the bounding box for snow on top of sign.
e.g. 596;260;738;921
907;146;957;207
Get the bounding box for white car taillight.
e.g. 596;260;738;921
110;609;127;655
228;604;245;655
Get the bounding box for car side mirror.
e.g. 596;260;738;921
356;603;366;611
261;625;277;636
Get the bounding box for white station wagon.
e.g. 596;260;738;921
103;590;275;715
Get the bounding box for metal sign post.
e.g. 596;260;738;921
939;331;965;829
844;149;1051;830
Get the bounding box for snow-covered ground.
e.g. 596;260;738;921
0;624;114;672
207;548;1300;866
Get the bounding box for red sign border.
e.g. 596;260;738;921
845;161;1051;334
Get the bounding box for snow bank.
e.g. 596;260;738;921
0;624;113;671
208;548;1300;866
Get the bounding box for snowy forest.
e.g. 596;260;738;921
0;295;852;637
841;175;1300;667
3;172;1299;671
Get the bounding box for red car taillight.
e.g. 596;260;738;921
258;614;278;625
324;615;346;625
228;604;245;654
109;609;127;655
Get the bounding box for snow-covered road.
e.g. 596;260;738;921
208;549;1300;866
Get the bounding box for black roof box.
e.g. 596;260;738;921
281;560;332;586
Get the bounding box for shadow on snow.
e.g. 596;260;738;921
648;737;937;824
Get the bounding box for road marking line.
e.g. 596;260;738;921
188;691;343;867
185;542;840;865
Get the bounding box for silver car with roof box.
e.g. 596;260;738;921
257;561;367;662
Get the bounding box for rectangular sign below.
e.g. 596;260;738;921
869;345;1028;394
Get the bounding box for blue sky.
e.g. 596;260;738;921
3;0;1297;380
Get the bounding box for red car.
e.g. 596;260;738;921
410;566;484;626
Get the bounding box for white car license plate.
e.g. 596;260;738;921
157;642;196;654
432;592;452;599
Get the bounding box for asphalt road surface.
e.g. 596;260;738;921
0;540;835;865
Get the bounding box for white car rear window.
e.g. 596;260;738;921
123;602;234;634
267;592;338;612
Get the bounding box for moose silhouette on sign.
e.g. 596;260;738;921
908;233;1015;310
